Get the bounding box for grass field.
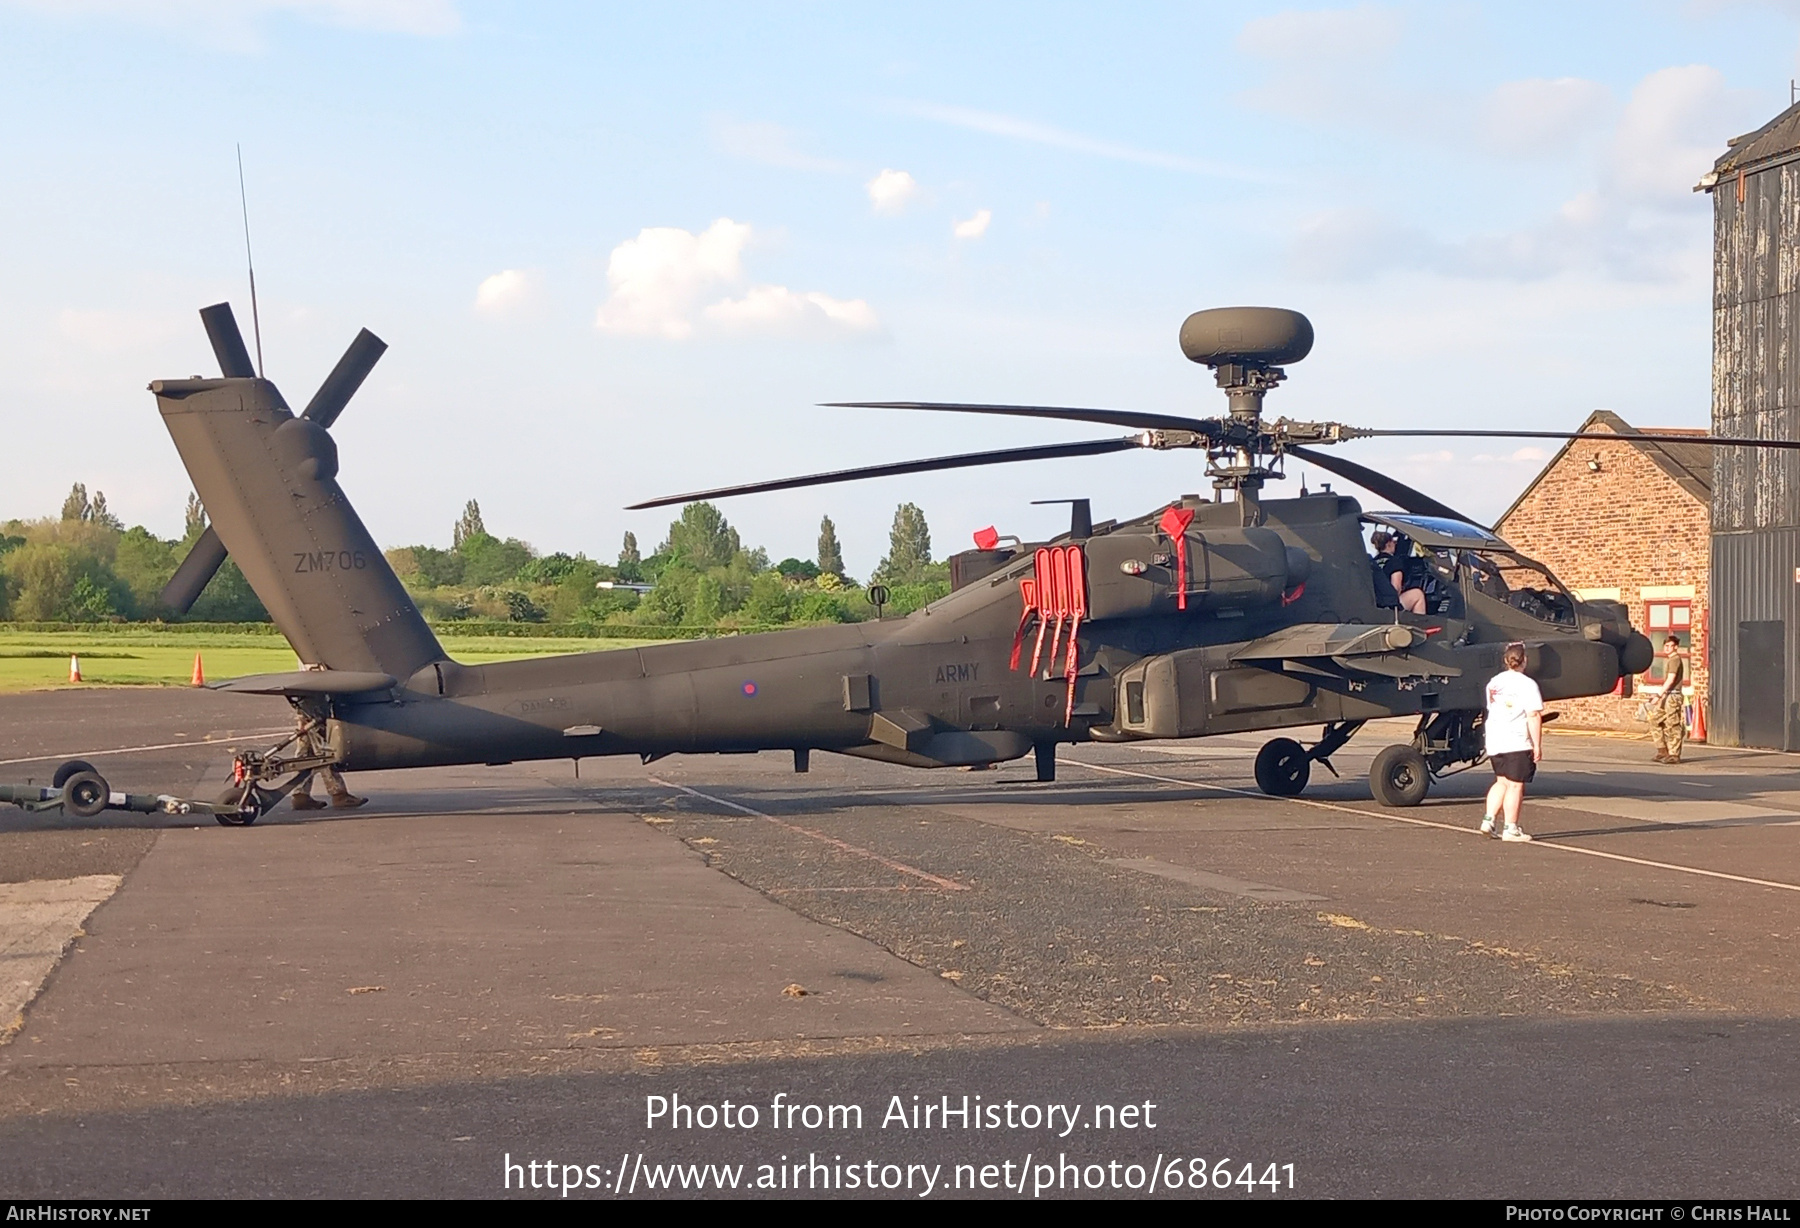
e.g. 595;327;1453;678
0;629;665;693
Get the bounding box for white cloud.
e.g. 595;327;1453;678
473;269;536;314
1236;4;1406;122
594;220;750;339
1479;77;1613;157
594;219;879;340
866;168;919;214
952;208;992;240
892;101;1261;180
1610;65;1750;201
1287;63;1764;285
710;118;849;172
0;0;460;44
703;286;880;337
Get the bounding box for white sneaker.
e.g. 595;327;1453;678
1479;815;1497;836
1500;825;1532;843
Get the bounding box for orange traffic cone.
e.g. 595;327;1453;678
68;655;81;683
191;652;206;688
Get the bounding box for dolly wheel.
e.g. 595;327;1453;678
1254;737;1311;797
1370;744;1430;807
60;771;110;819
53;760;98;789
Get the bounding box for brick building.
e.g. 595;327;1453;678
1493;411;1710;733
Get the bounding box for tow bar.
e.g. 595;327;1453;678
0;754;318;827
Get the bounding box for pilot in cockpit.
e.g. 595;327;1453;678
1370;530;1428;615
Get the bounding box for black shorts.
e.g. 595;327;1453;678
1490;750;1536;783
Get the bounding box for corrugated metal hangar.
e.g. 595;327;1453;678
1700;103;1800;748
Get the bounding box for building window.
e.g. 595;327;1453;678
1644;599;1693;684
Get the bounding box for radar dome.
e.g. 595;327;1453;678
1178;307;1314;368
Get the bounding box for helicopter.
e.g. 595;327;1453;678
117;302;1800;824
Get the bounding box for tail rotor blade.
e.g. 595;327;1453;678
199;303;256;379
167;304;255;613
302;328;387;428
158;525;229;615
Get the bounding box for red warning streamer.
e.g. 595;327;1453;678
1043;546;1071;676
1010;577;1037;671
1158;505;1196;610
1028;547;1055;676
1062;545;1088;726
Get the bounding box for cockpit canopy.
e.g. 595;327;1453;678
1361;513;1575;626
1361;513;1510;552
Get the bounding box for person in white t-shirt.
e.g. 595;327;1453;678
1481;642;1543;843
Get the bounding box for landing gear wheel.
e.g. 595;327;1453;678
213;782;261;826
1254;737;1311;797
53;759;98;788
60;770;110;819
1370;744;1430;808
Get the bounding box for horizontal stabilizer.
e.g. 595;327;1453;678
210;670;397;696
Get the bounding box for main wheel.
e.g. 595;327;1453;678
60;770;110;819
1254;737;1311;797
1369;744;1430;807
53;759;98;788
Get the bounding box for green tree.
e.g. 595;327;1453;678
60;483;89;522
188;559;268;622
2;542;128;622
183;492;207;539
516;552;583;586
113;526;179;612
742;571;793;624
690;573;724;624
87;491;123;531
876;502;933;584
459;533;533;586
618;531;643;583
776;557;820;581
453;499;487;550
660;503;740;570
817;515;845;578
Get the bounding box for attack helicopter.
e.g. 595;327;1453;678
58;302;1800;825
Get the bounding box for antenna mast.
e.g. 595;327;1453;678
236;144;264;378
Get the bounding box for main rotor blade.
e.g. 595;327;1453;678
1286;445;1481;525
626;437;1142;510
158;525;228;615
824;400;1216;434
1354;428;1800;450
302;328;387;428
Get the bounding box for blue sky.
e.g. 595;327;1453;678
2;0;1796;576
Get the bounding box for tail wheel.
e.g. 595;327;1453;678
1254;737;1311;797
1370;744;1430;807
213;781;261;826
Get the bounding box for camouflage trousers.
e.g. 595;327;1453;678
1652;691;1686;758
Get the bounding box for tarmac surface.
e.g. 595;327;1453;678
1;687;1797;1198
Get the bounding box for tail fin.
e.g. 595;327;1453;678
151;373;443;684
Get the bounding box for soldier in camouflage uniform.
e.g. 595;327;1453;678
1650;635;1688;765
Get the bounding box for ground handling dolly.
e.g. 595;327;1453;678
0;738;341;827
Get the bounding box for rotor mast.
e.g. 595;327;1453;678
1177;307;1316;514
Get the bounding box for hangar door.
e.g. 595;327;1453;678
1738;620;1788;750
